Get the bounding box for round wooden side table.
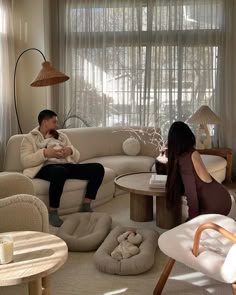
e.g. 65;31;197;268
0;231;68;295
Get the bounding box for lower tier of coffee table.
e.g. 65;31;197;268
156;196;182;229
130;193;153;222
130;193;181;229
28;276;50;295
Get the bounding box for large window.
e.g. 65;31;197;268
57;0;223;136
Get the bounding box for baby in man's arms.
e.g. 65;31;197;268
37;129;76;164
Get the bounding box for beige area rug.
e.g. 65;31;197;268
0;194;233;295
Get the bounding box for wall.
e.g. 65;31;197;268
12;0;51;133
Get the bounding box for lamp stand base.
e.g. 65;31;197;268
196;124;212;150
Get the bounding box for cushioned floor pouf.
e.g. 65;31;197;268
93;226;159;275
57;212;112;251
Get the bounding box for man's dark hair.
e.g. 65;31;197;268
38;109;57;126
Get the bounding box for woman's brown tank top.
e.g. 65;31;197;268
178;150;231;219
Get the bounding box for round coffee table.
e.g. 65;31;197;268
115;172;181;229
0;231;68;295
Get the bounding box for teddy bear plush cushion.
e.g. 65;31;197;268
111;231;143;260
94;226;159;275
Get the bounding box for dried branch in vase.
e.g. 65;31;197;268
58;108;92;129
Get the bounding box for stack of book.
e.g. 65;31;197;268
149;174;167;188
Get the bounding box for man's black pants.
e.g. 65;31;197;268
35;163;105;208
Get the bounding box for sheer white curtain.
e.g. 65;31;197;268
0;0;17;170
217;0;236;153
50;0;224;139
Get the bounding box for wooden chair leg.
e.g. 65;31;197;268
28;278;42;295
42;276;51;295
153;258;175;295
231;283;236;295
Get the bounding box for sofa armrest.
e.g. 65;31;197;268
198;148;232;184
0;194;49;233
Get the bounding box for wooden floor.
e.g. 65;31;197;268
224;178;236;190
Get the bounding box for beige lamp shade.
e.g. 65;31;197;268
187;105;221;125
30;61;70;87
187;105;221;149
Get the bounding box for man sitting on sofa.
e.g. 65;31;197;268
20;109;105;227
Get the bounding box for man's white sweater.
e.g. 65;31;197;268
20;127;80;178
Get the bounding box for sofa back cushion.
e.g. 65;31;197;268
4;127;160;171
62;127;160;161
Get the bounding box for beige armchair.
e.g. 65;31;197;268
154;214;236;295
0;172;49;233
0;172;35;198
0;194;49;233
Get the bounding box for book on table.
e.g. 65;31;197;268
149;174;167;188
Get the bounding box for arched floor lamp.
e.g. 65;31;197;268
14;47;69;133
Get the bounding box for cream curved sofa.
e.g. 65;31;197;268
4;127;159;215
4;127;228;216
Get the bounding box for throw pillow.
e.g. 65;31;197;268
122;137;141;156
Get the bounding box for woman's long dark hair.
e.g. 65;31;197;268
166;121;196;208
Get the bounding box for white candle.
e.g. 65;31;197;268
0;237;13;264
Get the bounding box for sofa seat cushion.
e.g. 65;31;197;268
81;155;155;176
93;226;159;275
57;212;112;251
201;154;227;173
201;155;227;183
33;167;116;196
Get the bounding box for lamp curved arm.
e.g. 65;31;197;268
13;48;46;134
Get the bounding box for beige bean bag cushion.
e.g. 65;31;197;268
94;226;159;275
57;212;112;251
